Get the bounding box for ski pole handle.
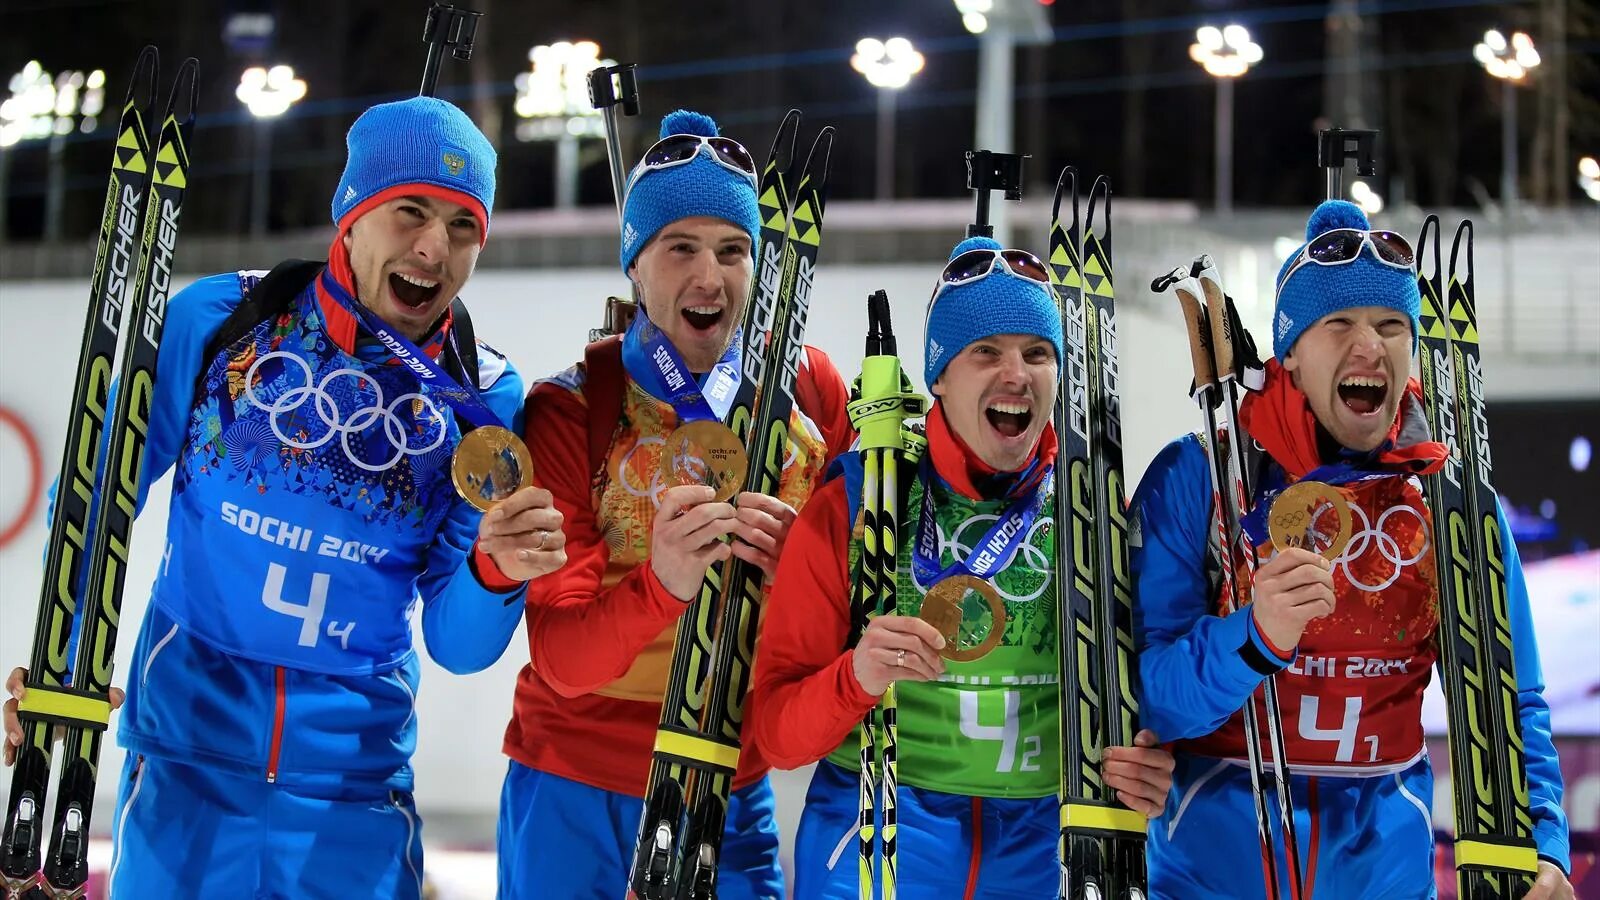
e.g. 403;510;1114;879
419;2;483;97
1156;268;1217;395
1196;259;1237;380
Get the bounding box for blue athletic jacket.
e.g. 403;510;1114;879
1131;431;1570;882
95;269;526;792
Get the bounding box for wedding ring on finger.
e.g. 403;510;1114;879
895;649;906;668
534;530;548;551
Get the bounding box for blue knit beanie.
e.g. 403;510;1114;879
924;236;1064;388
1273;200;1419;359
619;110;760;271
331;96;497;239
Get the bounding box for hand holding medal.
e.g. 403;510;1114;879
451;425;535;511
1267;480;1353;560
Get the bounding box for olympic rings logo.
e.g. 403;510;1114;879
243;351;447;473
1332;502;1429;593
933;514;1054;604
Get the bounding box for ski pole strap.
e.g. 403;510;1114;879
1061;801;1147;835
316;271;501;429
620;311;742;423
651;729;741;773
1453;837;1539;874
15;685;112;731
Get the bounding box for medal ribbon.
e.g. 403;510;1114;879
620;311;742;424
911;462;1055;589
1241;461;1405;548
317;270;502;429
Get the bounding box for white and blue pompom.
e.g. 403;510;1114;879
948;235;1003;261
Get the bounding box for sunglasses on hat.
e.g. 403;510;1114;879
628;134;757;190
1276;228;1416;295
929;248;1050;308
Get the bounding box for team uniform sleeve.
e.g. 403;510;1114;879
417;346;531;675
802;345;857;462
747;478;880;770
516;378;688;698
1131;434;1290;742
51;274;242;552
1493;499;1570;873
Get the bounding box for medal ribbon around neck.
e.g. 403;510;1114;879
911;461;1055;589
623;312;749;502
318;271;530;510
1242;462;1399;559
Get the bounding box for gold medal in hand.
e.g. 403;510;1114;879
1268;480;1354;560
451;425;534;512
659;419;749;503
918;574;1008;662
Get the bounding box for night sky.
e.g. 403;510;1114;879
2;0;1596;239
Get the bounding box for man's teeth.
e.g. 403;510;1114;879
1341;375;1386;388
988;400;1030;414
686;305;721;315
396;272;439;288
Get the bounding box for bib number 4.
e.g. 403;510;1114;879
262;562;357;650
959;690;1043;774
1297;694;1379;763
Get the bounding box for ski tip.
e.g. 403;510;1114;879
130;45;161;109
1085;175;1112;233
806;126;836;178
172;59;201;123
1051;167;1079;229
1447;218;1473;279
770;109;802;170
1416;215;1441;282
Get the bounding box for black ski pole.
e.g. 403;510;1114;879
419;2;482;98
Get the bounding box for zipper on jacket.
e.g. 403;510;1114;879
266;666;286;783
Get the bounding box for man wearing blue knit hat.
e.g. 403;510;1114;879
496;109;854;898
4;95;567;898
1132;201;1572;898
748;234;1174;898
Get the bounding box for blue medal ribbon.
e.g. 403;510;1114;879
1241;461;1405;548
317;270;502;430
620;311;743;423
911;462;1055;589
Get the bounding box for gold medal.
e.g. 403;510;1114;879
1268;480;1354;560
451;425;534;512
659;419;749;503
919;574;1008;662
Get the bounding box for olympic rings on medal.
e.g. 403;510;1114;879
243;351;448;473
1332;501;1430;593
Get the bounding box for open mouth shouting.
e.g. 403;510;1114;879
681;304;726;333
984;397;1034;440
389;271;443;310
1337;373;1389;417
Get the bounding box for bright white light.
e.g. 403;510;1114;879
514;40;611;141
1350;179;1385;215
963;12;988;34
852;35;925;90
1572;436;1593;472
1192;22;1262;79
1477;29;1538;82
237;64;306;118
3;61;103;145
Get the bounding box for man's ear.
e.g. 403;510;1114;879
342;229;353;252
930;375;946;398
1281;348;1299;373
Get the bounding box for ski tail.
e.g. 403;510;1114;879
1420;219;1539;899
3;47;160;897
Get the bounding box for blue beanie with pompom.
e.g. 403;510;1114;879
618;109;760;272
1273;200;1419;358
924;236;1063;388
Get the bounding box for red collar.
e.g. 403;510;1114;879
1240;359;1447;480
926;402;1058;501
318;228;452;359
